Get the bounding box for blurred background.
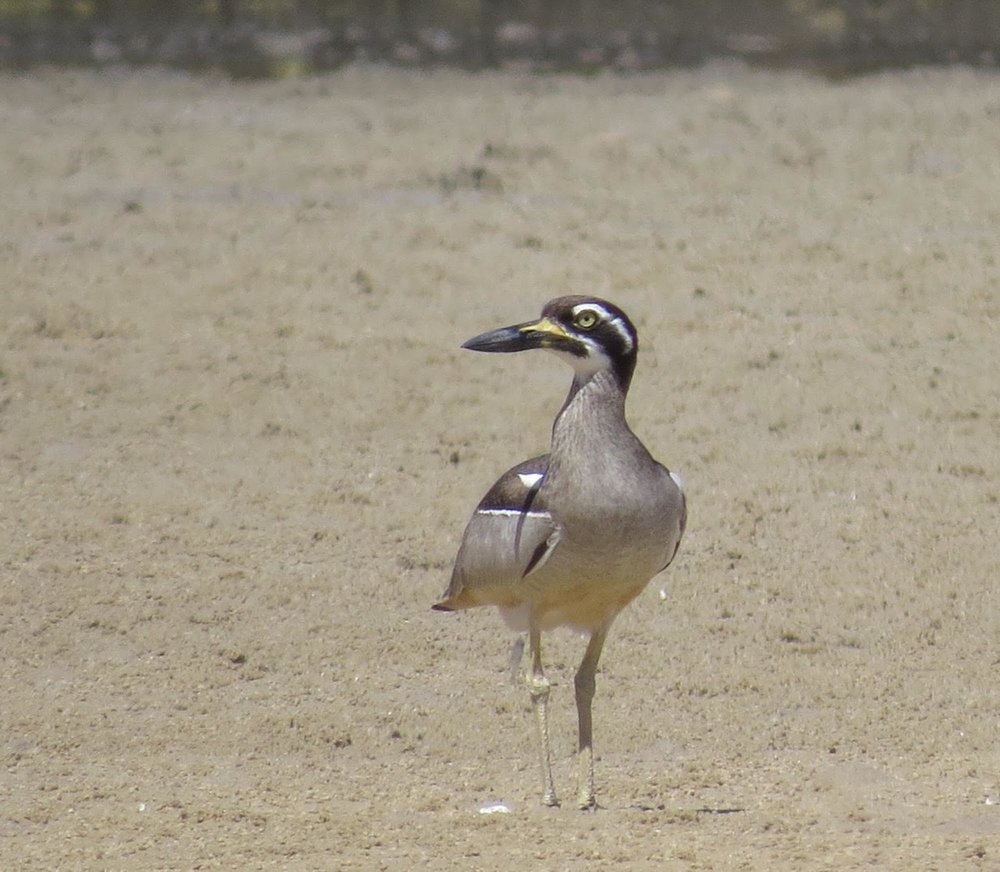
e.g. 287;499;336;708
2;0;1000;76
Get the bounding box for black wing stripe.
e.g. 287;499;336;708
514;471;544;558
523;538;550;576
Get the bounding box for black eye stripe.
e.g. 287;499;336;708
541;296;639;390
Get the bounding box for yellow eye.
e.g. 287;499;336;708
575;309;598;329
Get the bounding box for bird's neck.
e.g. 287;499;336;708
553;370;630;450
546;371;646;523
566;365;629;404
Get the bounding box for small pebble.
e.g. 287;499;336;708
478;802;511;815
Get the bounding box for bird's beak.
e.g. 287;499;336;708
462;317;571;353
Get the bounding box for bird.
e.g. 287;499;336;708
433;295;687;809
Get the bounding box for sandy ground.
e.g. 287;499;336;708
1;64;999;870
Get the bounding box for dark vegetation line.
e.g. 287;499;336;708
2;0;999;77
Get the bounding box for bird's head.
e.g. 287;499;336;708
462;296;639;390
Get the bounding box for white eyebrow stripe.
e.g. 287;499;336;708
572;301;614;320
604;315;635;352
517;472;544;488
570;302;634;352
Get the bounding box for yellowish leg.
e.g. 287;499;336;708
508;633;526;685
574;624;609;810
527;626;558;807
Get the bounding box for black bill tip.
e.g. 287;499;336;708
462;323;540;353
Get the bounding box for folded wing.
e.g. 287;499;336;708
433;455;558;611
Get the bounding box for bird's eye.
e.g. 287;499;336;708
574;309;599;329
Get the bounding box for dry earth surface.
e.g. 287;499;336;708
1;64;999;870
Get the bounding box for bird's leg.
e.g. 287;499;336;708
526;626;558;806
574;623;609;810
508;633;526;685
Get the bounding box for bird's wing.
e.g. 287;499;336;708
433;455;559;610
657;465;687;573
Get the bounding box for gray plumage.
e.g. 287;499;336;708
434;295;686;808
